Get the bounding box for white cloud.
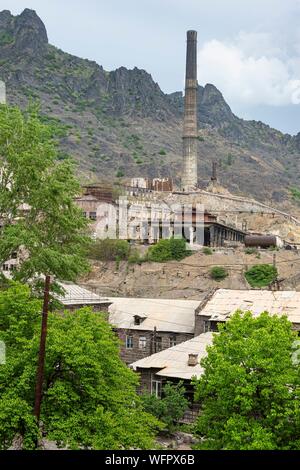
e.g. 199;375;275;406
198;33;300;107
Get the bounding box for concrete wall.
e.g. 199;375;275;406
128;189;299;233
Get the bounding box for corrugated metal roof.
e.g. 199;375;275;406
58;283;110;306
198;289;300;323
131;332;213;380
108;298;200;333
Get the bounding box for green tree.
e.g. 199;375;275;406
193;311;300;450
0;104;90;269
0;103;90;434
0;283;161;449
245;264;277;288
0;104;89;285
141;382;188;432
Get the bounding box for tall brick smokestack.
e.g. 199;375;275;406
181;30;198;191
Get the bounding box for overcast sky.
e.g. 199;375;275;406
1;0;300;134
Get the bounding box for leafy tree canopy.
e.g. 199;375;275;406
0;283;161;449
0;104;89;286
141;381;189;431
193;311;300;450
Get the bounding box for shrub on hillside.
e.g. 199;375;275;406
210;266;228;281
148;238;190;262
245;264;277;288
202;247;213;255
244;248;258;255
89;238;130;261
128;249;147;265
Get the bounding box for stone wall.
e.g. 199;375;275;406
64;302;111;313
116;328;193;364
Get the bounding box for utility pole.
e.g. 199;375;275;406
34;275;51;425
153;326;157;354
272;254;279;291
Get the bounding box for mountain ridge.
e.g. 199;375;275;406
1;8;300;208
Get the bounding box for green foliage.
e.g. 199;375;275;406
159;149;166;156
0;104;90;287
290;187;300;202
148;238;190;262
193;311;300;450
128;249;147;265
244;248;258;255
226;153;235;166
197;136;205;142
116;169;124;178
89;239;130;262
210;266;228;280
0;32;14;46
141;382;188;432
202;247;213;255
245;264;277;288
0;284;161;449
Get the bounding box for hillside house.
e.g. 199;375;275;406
57;283;112;312
195;289;300;336
131;332;213;421
108;298;200;364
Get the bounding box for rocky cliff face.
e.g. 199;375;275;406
0;9;47;55
0;9;300;207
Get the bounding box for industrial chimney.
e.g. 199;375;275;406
0;81;6;104
181;30;198;192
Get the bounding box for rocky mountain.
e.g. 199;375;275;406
1;8;300;208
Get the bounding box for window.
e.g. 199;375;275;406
169;336;177;347
89;212;97;221
210;321;221;332
151;377;162;398
126;335;133;349
155;336;162;352
82;211;87;218
204;320;222;332
139;336;147;350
